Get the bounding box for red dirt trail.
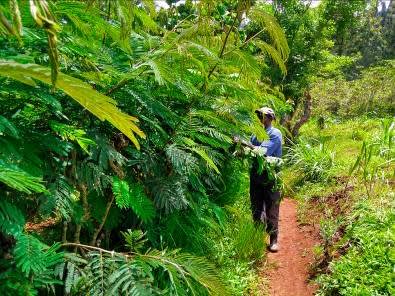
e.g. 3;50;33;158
263;198;319;296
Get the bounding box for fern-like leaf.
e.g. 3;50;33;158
0;200;25;236
255;40;287;74
248;8;290;62
40;177;77;220
149;176;190;214
112;177;155;223
49;121;96;154
14;234;63;277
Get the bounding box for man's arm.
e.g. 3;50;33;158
250;135;261;146
260;137;280;156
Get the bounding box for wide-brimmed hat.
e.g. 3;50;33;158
255;107;276;120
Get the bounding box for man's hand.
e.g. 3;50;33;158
232;135;256;149
233;135;240;143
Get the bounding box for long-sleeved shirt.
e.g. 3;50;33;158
250;126;282;157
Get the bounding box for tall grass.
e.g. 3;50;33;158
204;168;266;295
286;140;335;182
233;219;266;261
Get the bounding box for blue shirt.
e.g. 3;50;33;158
250;126;282;157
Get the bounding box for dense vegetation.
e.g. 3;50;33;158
0;0;394;295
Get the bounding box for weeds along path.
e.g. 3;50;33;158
262;198;319;296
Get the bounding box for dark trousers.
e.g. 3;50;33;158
250;168;280;242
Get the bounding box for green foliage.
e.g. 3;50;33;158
348;119;394;197
0;0;291;294
61;241;230;296
233;218;266;261
122;229;148;252
267;0;332;101
0;115;19;138
0;202;64;295
0;161;46;194
294;117;394;296
321;0;366;55
49;121;95;154
0;200;25;236
40;177;78;220
112;177;156;223
14;234;63;277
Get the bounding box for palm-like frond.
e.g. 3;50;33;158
63;241;230;296
0;60;145;148
248;7;290;62
141;249;231;296
0;161;46;194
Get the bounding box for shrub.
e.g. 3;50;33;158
316;196;395;296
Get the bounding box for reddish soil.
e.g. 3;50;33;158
263;198;320;296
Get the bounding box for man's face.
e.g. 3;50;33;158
262;114;272;127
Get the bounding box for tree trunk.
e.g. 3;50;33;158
291;91;312;138
73;184;89;252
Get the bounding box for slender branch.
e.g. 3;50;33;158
207;13;239;79
62;221;68;243
223;28;266;56
73;184;89;252
90;194;114;246
61;243;191;275
63;242;118;256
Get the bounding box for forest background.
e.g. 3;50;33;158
0;0;394;295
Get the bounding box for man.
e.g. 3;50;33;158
250;107;282;252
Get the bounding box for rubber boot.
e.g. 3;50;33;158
269;234;279;252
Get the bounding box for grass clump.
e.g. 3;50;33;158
286;140;335;182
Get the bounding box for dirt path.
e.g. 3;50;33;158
262;198;319;296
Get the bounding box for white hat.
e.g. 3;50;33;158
255;107;276;120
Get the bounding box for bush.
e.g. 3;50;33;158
311;60;395;118
316;196;395;296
